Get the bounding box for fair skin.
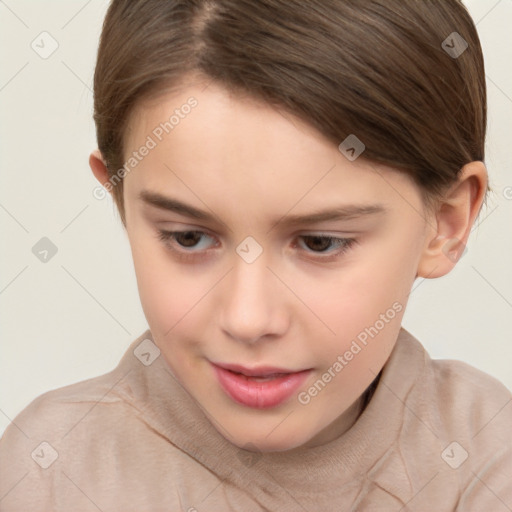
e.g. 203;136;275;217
90;77;487;453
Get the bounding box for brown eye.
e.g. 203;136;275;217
157;230;215;251
294;235;358;261
174;231;202;248
301;235;335;252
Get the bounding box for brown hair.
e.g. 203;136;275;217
93;0;487;227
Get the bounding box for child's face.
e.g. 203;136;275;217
121;77;433;452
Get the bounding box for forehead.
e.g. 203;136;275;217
122;80;423;223
126;79;335;165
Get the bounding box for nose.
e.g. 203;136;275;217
219;250;289;345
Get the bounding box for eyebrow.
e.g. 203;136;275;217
139;190;386;227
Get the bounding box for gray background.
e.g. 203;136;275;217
1;0;511;437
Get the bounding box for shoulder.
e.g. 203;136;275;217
3;366;129;439
393;329;512;434
1;330;154;448
383;329;512;460
0;369;122;509
0;366;134;470
0;330;192;511
382;331;512;508
391;328;512;435
407;341;512;507
0;355;159;510
428;355;512;435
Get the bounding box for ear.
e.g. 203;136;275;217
89;149;110;189
416;161;488;279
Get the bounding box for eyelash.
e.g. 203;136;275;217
156;229;358;263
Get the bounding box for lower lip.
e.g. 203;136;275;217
212;365;311;409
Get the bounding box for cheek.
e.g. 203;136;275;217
295;239;414;364
303;263;409;340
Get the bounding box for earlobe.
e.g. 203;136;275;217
89;149;110;187
416;161;488;279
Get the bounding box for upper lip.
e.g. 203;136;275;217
212;362;309;377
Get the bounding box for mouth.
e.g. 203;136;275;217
230;372;290;382
211;362;312;409
214;362;305;377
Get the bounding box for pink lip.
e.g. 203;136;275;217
213;362;306;377
212;362;311;409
